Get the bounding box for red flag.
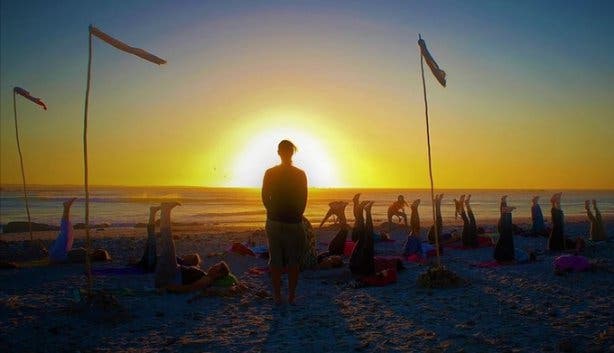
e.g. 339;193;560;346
14;87;47;110
90;26;167;65
418;38;446;87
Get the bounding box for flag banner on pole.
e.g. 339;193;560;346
14;87;47;110
418;38;446;87
90;26;167;65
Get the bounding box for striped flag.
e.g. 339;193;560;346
90;25;167;65
418;38;446;87
14;87;47;110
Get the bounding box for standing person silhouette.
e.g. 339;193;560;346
262;140;308;305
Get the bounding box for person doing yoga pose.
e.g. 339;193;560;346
135;205;201;272
48;198;110;264
455;195;478;248
586;200;606;242
154;202;230;293
428;194;450;244
494;204;516;262
350;201;375;276
531;196;547;236
388;195;409;232
402;199;422;256
547;193;584;252
319;201;348;228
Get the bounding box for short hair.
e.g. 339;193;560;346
278;139;297;154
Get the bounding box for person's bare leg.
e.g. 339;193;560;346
61;197;77;250
594;199;604;231
319;208;335;228
62;198;77;220
155;202;181;288
287;265;299;304
270;267;282;305
141;205;160;269
49;198;78;263
149;206;160;226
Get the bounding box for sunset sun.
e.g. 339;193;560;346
230;127;341;188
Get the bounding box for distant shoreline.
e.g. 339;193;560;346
1;184;613;191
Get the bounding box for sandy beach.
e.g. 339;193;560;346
1;217;612;353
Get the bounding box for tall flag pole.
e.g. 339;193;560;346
83;25;166;294
13;87;47;242
418;34;446;267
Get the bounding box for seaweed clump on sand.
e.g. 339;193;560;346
66;289;130;324
418;266;464;289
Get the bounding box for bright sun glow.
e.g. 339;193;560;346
230;127;340;188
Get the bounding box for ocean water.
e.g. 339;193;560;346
1;185;613;232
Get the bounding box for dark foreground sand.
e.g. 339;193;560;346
1;218;613;353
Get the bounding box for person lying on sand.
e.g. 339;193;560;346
586;200;606;242
134;205;201;272
154;202;230;293
548;193;584;252
48;198;110;264
388;195;409;233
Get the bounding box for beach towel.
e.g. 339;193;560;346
212;273;239;287
554;255;591;272
406;254;428;264
360;267;398;287
250;245;269;256
229;243;256;256
374;256;404;272
343;241;356;257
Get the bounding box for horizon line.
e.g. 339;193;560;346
1;183;613;191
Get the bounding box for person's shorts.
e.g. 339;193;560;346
265;219;304;268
